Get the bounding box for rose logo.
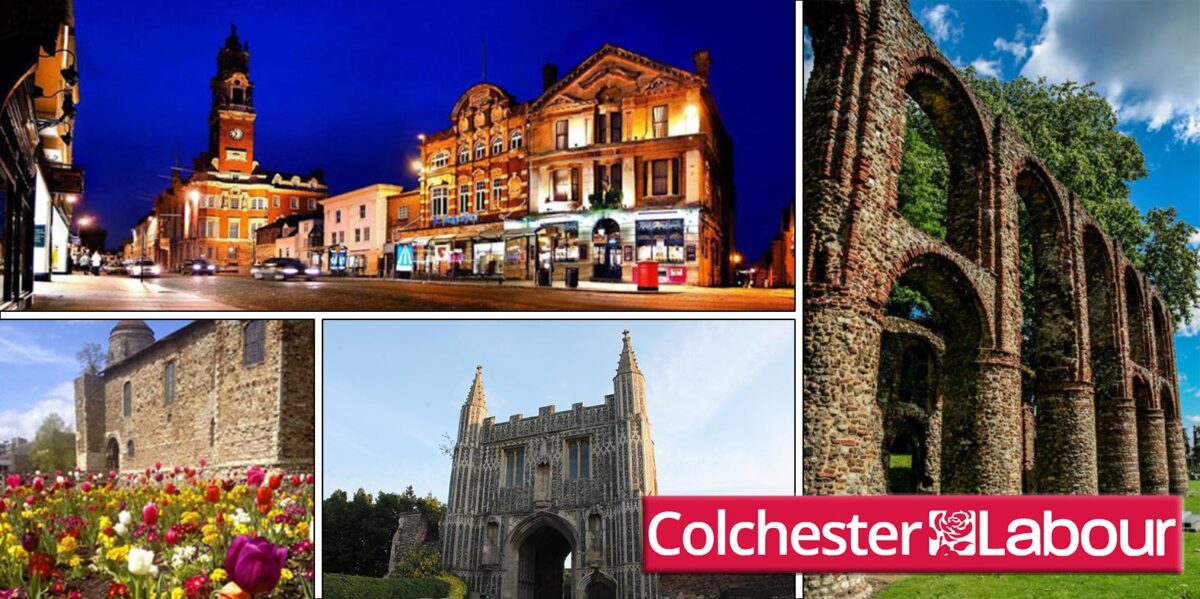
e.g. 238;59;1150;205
929;510;976;556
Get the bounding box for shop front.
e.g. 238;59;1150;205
394;218;505;280
502;208;708;286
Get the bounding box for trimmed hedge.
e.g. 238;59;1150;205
323;573;468;599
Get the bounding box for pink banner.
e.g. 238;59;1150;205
643;495;1183;573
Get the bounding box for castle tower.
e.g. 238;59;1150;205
613;329;657;496
447;366;488;516
209;24;256;173
106;320;155;366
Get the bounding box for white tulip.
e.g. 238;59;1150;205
127;547;155;576
118;511;132;526
114;523;128;537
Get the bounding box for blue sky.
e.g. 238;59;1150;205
0;320;190;441
323;320;795;501
804;1;1200;438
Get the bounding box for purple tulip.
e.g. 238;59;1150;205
225;535;288;596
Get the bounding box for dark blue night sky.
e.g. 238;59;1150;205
73;1;795;259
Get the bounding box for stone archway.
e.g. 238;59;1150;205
1134;376;1169;495
506;513;578;599
584;577;614;599
105;437;119;472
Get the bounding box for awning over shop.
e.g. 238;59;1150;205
396;236;432;246
428;234;454;243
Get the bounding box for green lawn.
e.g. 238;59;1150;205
877;480;1200;599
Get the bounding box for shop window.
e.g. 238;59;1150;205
652;104;668;138
243;320;266;366
636;219;685;263
492;136;503;155
566;437;590;480
510;130;523;150
475;181;487;211
123;381;132;417
538;222;579;264
492;178;504;205
475;141;486;160
432;187;448;216
164;361;176;405
555;120;568;150
459;184;471;213
458;146;469;163
504;447;525;487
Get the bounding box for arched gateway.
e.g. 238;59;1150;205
804;0;1186;597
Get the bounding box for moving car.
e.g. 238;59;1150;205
126;258;162;278
250;257;320;281
182;258;218;275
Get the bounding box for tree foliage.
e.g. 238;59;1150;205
28;413;75;472
896;68;1199;328
76;342;105;375
322;486;445;578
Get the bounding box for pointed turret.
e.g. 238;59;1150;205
617;329;642;375
456;365;489;445
466;364;486;406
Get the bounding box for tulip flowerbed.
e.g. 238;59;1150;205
0;463;314;599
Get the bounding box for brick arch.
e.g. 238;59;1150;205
1150;295;1171;379
1133;373;1170;494
1123;265;1150;368
892;53;993;263
876;245;995;346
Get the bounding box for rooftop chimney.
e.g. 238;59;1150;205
542;64;558;92
693;49;712;81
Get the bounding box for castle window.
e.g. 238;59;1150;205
164;361;176;405
475;181;487;211
566;437;590;480
126;440;135;458
123;381;132;417
475;141;486;160
243;320;266;366
504;447;525;487
555;120;568;150
652;104;668;138
510;130;523;150
458;146;469;164
492;136;503;156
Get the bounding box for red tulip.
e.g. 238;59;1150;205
32;477;44;492
155;461;162;471
290;475;301;487
143;503;160;527
206;485;221;503
81;482;92;493
5;474;19;489
166;528;182;546
305;474;314;485
199;459;207;467
255;486;272;507
268;474;281;490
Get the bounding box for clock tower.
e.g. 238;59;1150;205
209;24;256;173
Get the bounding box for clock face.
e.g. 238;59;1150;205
228;127;244;141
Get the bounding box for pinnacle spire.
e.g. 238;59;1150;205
617;330;641;374
466;364;486;406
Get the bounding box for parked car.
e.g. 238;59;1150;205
250;257;320;281
182;258;218;275
126;258;162;278
101;261;127;275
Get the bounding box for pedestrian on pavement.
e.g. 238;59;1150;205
76;252;89;275
90;250;102;276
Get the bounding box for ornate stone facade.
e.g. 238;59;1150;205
804;0;1186;596
74;320;314;475
443;332;657;599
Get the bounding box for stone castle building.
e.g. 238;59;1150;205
804;0;1187;596
443;331;657;599
75;320;314;474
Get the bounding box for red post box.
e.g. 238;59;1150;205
637;261;659;291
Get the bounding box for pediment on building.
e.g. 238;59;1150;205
534;44;703;110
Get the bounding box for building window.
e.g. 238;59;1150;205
492;136;503;155
566;437;590;480
205;218;218;239
364;227;370;241
459;184;471;213
164;361;176;405
474;141;486;160
510;130;523;150
610;112;622;143
432;151;449;168
597;113;607;144
492;177;503;205
272;195;279;208
610;163;623;194
432;187;448;216
354;228;361;243
228;218;241;239
230;196;240;210
126;440;135;459
123;381;132;417
397;205;409;220
309;198;317;210
504;447;525;487
652;104;668;138
555;120;568;150
243;320;266;366
475;181;487;211
551;168;578;202
652;160;669;195
286;197;294;209
458;146;469;163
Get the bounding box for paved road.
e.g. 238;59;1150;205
30;273;794;311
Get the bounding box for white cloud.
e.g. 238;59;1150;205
803;30;813;97
993;37;1028;59
921;4;962;43
970;58;1003;79
0;335;75;367
1189;415;1200;426
1021;0;1200;143
1178;251;1200;337
0;381;75;441
1190;229;1200;248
